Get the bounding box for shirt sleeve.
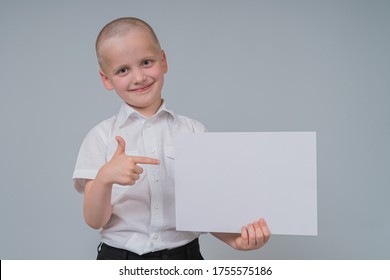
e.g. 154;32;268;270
193;119;208;133
72;126;108;193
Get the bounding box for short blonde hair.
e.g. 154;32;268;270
95;17;161;70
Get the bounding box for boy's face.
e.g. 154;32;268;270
99;29;168;117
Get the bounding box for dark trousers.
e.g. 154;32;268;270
97;238;204;260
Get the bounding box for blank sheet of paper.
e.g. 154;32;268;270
174;132;317;236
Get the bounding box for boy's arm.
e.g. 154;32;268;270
211;218;270;250
83;136;159;229
83;178;113;229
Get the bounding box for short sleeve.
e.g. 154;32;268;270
192;119;208;133
174;114;208;133
72;126;108;193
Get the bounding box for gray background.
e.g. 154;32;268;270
0;0;389;259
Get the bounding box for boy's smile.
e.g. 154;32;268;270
99;28;168;117
130;82;154;93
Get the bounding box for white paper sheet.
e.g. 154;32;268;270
174;132;317;236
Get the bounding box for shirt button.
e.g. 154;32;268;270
153;176;159;182
152;233;159;239
154;204;160;209
145;121;151;127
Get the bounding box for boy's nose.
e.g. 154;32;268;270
132;69;146;84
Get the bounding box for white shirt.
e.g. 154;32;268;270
73;102;206;255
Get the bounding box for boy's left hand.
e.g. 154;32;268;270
212;218;271;251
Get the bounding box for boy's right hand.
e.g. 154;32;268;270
98;136;160;186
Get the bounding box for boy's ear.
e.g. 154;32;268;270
161;50;168;74
99;69;114;90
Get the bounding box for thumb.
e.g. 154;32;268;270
114;136;126;156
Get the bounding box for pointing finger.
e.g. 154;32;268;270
132;156;160;165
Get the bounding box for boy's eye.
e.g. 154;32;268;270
117;67;129;75
142;60;152;66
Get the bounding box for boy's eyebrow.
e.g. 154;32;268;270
141;55;158;61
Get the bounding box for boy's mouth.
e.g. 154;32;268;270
130;83;153;93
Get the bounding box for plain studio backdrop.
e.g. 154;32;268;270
0;0;389;259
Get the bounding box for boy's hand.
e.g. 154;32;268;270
212;218;271;251
234;218;270;250
98;136;160;186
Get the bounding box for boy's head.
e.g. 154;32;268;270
96;17;168;117
96;17;161;71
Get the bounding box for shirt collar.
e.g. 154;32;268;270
116;100;176;128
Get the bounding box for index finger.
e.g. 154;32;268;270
131;156;160;165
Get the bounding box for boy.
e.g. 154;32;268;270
73;17;270;260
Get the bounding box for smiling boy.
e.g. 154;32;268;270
97;21;166;118
73;17;270;260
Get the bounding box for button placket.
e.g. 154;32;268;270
142;120;163;246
